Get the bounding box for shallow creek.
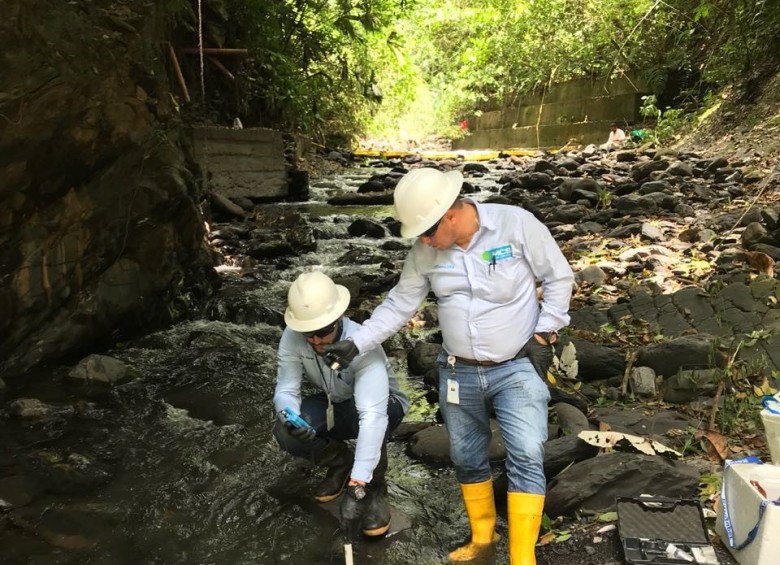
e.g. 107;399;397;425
0;163;512;565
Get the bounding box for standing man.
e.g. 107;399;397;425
324;168;574;564
273;271;409;539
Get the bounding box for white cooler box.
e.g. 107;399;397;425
716;461;780;565
762;407;780;465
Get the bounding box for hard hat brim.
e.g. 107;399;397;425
399;170;463;238
284;284;350;332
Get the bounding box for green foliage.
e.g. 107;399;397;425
639;94;695;145
174;0;780;143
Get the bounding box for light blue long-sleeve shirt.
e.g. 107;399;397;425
274;317;409;483
351;201;574;361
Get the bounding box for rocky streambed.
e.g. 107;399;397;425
3;143;779;564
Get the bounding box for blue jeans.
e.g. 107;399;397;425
437;354;550;494
273;393;406;458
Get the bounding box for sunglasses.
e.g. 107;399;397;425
302;320;339;338
421;217;442;238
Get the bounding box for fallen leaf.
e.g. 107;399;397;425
538;532;555;546
696;429;729;461
745;251;775;277
597;511;618;522
578;430;682;458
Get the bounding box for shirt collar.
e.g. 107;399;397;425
469;199;496;232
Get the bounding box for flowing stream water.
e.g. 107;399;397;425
1;163;510;565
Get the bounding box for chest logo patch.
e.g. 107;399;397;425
482;244;512;262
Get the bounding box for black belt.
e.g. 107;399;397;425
450;349;527;367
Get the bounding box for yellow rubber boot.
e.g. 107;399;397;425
448;480;499;562
507;492;545;565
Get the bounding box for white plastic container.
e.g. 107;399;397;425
716;462;780;565
750;466;780;501
761;408;780;465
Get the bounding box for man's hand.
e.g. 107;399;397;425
278;411;316;442
340;482;368;541
523;333;555;380
323;339;359;369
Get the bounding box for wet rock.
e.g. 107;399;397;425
576;265;607;286
8;398;73;419
629;366;657;397
518;172;553;189
407;342;442;375
347;219;386;238
742;222;769;249
556;178;600;202
545;452;700;518
638;180;672;195
526;159;550;173
761;206;780;230
614;194;658;214
549;387;589;414
356;179;386;193
407;420;506;463
26;452;112;494
631;159;669;182
640;222;665;242
576;221;605;235
591;406;695;437
667;161;694;176
211;193;247;219
205;288;285;327
68;354;133;384
751;243;780;260
554;403;590;435
662;369;719;403
0;475;44;509
543;435;599;479
636;335;727;379
549;204;587;223
463;162;489;174
335;247;386;265
556;337;625;381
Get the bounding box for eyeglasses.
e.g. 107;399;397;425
302;320;338;338
420;218;442;238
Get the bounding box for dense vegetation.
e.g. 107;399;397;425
174;0;780;144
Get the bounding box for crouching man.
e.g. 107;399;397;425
273;271;409;539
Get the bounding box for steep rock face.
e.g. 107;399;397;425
0;1;216;376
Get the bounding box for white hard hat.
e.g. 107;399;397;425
394;168;463;238
284;271;351;332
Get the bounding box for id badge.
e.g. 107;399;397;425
326;399;335;431
446;378;460;405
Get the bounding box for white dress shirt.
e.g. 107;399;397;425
351;201;574;362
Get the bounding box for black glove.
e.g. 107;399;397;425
323;339;360;369
523;335;555;380
278;412;316;442
340;483;368;541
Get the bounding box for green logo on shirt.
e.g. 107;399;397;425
482;245;512;262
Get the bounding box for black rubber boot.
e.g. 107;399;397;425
361;443;391;536
312;439;354;503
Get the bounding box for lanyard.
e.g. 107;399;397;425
314;353;333;397
721;456;780;549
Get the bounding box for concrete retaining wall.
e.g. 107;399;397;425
454;74;650;150
191;126;290;199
